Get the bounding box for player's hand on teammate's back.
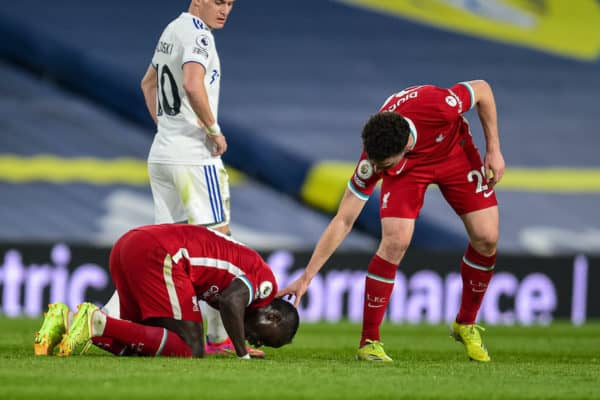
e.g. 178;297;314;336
277;276;310;308
484;150;505;187
209;134;228;156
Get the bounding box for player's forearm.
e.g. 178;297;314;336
473;81;501;153
141;66;158;125
303;189;366;282
186;86;219;133
142;88;158;125
478;107;500;153
218;303;248;357
303;216;354;282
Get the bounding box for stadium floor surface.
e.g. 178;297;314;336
2;318;599;399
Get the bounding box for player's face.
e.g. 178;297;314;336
370;131;414;173
201;0;235;30
245;310;290;348
371;151;406;173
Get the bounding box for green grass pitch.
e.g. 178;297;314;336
1;317;599;399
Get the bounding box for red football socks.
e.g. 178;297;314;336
456;244;496;324
91;337;128;356
99;316;192;357
360;254;397;346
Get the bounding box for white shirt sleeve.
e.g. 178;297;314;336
182;31;213;69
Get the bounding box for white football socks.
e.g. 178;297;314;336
201;302;228;343
91;309;107;337
101;291;121;319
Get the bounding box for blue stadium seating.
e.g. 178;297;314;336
1;0;598;254
0;60;376;250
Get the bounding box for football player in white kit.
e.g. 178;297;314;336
108;0;263;357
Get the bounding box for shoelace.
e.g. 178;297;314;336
467;325;486;345
366;340;385;349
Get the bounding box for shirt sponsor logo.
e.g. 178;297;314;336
192;47;209;58
357;159;373;180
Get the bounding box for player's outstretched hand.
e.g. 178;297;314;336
484;149;505;187
276;276;310;308
209;134;228;156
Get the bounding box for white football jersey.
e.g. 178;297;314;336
148;13;221;164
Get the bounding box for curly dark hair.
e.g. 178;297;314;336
361;112;411;162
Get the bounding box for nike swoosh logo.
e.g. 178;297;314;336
395;160;408;175
472;288;487;293
367;303;385;308
483;190;494;198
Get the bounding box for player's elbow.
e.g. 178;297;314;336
217;291;246;315
140;77;153;96
182;77;203;98
469;79;489;87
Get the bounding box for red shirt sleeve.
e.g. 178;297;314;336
347;150;382;200
447;82;475;114
246;261;278;310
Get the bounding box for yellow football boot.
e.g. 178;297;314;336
356;339;393;362
451;321;491;362
34;302;70;356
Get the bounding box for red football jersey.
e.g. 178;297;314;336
132;224;277;310
349;82;475;199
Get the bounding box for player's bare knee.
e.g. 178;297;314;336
471;236;498;256
377;239;409;264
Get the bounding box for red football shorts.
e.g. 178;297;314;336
380;135;498;219
109;230;202;323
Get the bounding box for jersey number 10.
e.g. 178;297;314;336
156;64;181;116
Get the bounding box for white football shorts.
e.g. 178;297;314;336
148;161;230;228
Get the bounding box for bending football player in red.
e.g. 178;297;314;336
278;80;504;362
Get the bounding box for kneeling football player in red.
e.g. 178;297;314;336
34;224;299;359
